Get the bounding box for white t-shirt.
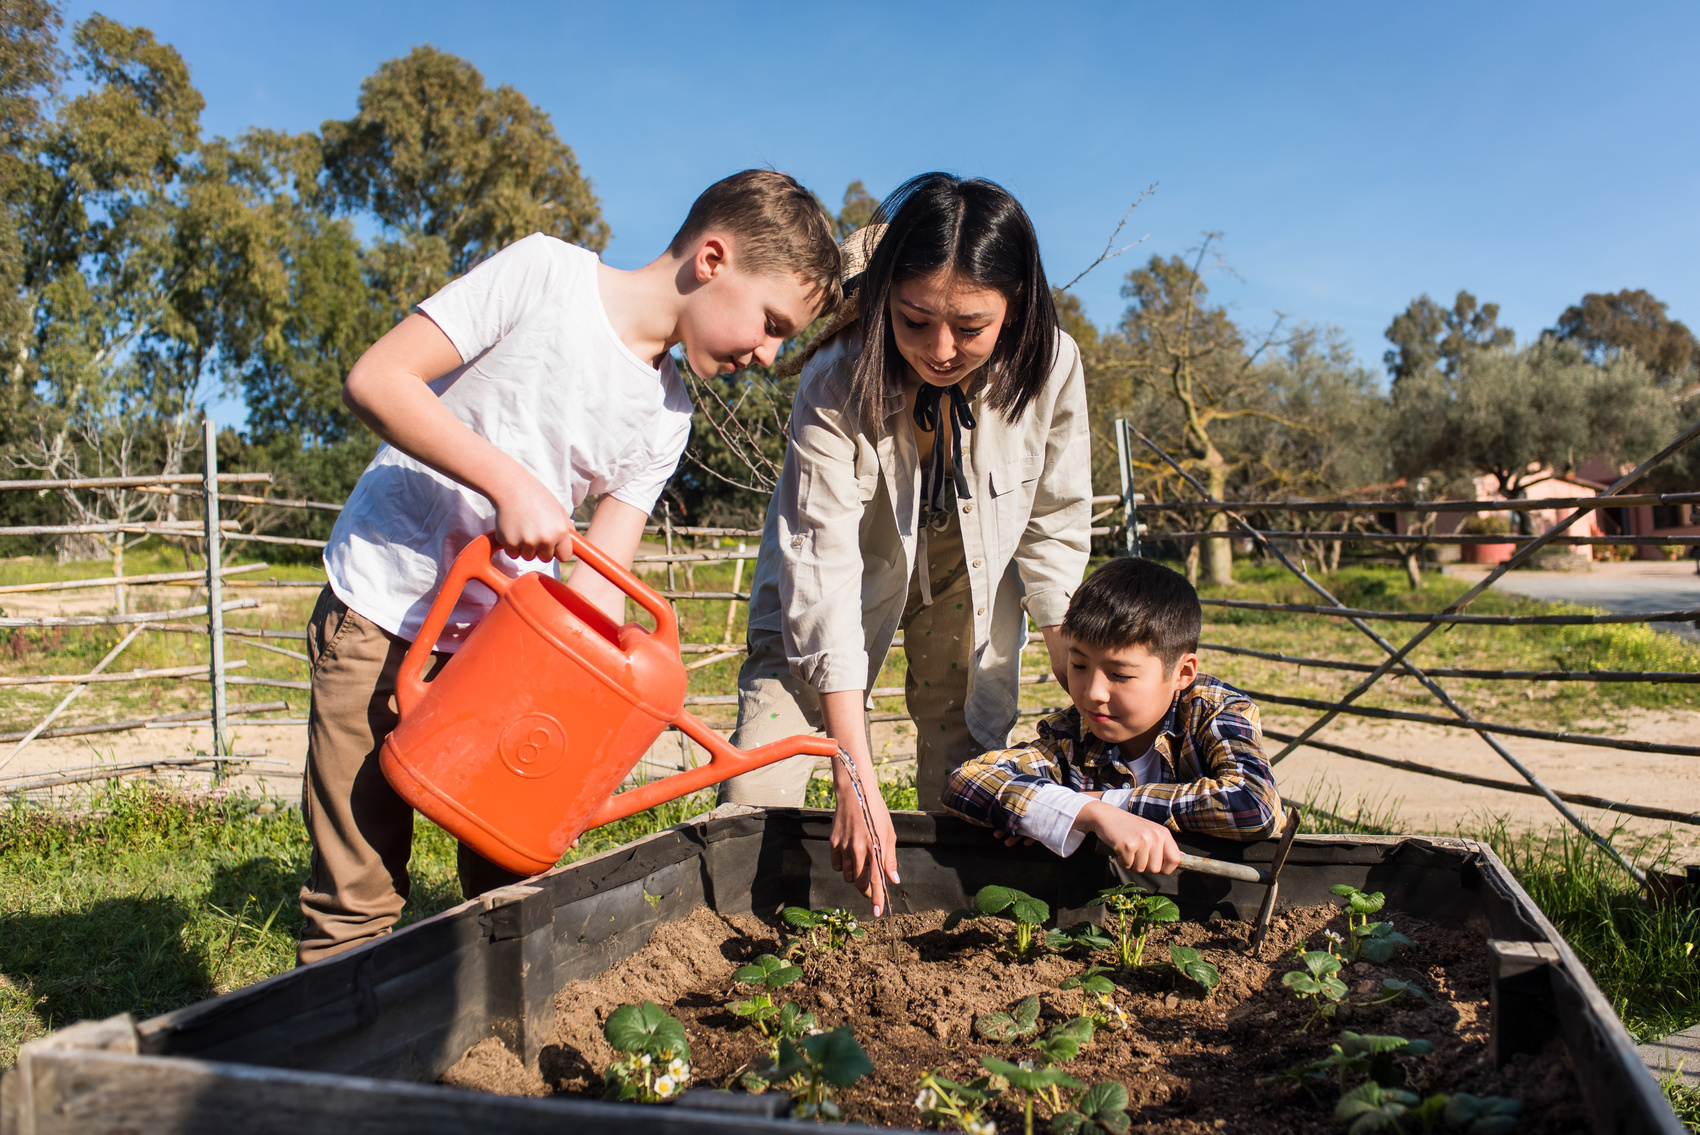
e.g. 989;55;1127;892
324;234;692;650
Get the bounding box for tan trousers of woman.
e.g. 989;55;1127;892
718;508;981;812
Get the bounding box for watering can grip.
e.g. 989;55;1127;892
396;532;683;719
581;709;840;831
395;534;516;718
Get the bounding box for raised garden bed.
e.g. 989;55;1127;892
1;806;1683;1134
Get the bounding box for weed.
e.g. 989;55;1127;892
601;1001;691;1103
1284;949;1349;1031
1094;885;1178;970
947;885;1051;958
1329;885;1413;963
1168;944;1220;996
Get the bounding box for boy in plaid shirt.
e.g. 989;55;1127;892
942;557;1280;874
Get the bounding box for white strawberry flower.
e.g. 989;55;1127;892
967;1118;997;1135
653;1075;677;1098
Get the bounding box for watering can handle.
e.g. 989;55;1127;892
394;531;680;718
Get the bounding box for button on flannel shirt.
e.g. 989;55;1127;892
941;674;1280;844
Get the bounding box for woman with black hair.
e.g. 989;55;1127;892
720;173;1092;911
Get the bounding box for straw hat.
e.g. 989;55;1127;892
776;223;886;378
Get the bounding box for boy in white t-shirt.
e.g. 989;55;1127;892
298;170;842;964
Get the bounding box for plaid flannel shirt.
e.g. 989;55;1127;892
941;674;1280;852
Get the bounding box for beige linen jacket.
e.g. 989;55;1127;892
745;328;1092;749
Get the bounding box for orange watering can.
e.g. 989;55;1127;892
380;532;838;876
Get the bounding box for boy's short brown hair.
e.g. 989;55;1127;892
1062;557;1201;673
668;169;842;313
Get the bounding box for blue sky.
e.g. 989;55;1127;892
63;2;1700;432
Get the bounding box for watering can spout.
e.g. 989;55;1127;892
380;533;839;877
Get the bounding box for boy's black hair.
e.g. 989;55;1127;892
1061;557;1201;672
846;172;1058;427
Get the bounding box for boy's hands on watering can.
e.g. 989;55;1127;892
822;691;901;916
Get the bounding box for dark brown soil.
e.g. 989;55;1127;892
442;903;1586;1132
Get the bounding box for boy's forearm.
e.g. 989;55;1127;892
567;497;650;625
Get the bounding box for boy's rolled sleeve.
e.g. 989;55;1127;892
942;728;1076;840
1119;697;1280;840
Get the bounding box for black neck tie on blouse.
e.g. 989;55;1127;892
913;382;977;520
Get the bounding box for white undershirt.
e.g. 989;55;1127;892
1018;742;1163;857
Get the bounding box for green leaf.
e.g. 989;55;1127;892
1052;1112;1086;1135
1284;972;1324;995
781;906;820;928
799;1026;874;1088
1033;1034;1082;1064
1378;978;1431;1004
977;994;1042;1041
1011;896;1052;927
944;908;972;931
1078;1080;1132;1131
604;1001;689;1058
975;884;1020;916
732;995;778;1021
734;953;803;988
1336;1081;1419;1132
1169;944;1220;993
1048;1016;1098;1045
981;1056;1084;1094
1145;896;1181;923
1360;932;1412;964
1302;950;1344;978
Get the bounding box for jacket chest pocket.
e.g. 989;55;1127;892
988;453;1042;497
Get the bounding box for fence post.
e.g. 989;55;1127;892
203;418;228;760
1115;418;1140;558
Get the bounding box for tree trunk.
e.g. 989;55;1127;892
1202;459;1233;586
1404;550;1423;590
111;535;126;615
1184;542;1200;586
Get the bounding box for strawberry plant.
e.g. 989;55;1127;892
601;1001;692;1103
1334;1084;1521;1134
768;1025;875;1121
1047;922;1115;954
947;885;1052;958
1329;885;1414;963
730;953;813;1055
980;1056;1084;1135
1366;978;1431;1006
1270;1031;1435;1096
1284;949;1349;1031
1031;1016;1096;1067
976;993;1042;1042
1052;1081;1134;1135
1095;884;1178;969
1061;966;1127;1030
782;906;866;952
1168;944;1220;996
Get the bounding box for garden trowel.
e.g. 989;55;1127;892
1103;805;1301;950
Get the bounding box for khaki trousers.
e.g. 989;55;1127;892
719;508;980;812
297;587;526;965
